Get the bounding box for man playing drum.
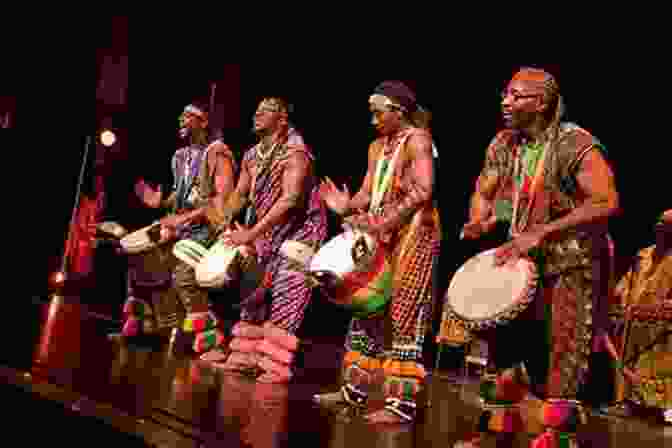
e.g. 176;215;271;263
452;67;620;447
315;81;441;424
212;97;327;383
133;100;237;359
612;209;672;423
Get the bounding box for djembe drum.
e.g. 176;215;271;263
436;248;538;380
120;222;168;254
172;234;262;292
442;248;538;333
307;229;393;318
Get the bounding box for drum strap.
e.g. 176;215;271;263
370;132;411;215
511;141;549;236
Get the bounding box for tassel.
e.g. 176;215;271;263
487;406;524;433
183;312;218;333
193;329;225;353
122;317;141;337
531;430;557;448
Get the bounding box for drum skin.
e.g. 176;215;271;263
443;248;538;332
120;223;164;254
310;231;393;318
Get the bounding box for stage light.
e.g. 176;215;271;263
100;129;116;147
50;271;66;287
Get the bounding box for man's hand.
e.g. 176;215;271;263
493;226;547;266
221;222;257;246
461;217;497;240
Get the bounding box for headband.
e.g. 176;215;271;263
183;104;207;119
369;94;406;112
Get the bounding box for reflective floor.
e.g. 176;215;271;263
2;293;670;447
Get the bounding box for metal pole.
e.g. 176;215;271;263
60;135;93;275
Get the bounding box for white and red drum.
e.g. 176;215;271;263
308;230;393;318
172;235;260;290
443;248;538;332
195;238;259;289
120;222;166;254
172;239;209;268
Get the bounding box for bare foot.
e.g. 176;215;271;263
363;408;410;424
453;435;482;448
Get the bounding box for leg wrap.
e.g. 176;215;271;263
121;297;156;337
380;359;427;422
218;321;264;373
256;322;302;383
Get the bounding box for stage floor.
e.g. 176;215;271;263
2;294;670;447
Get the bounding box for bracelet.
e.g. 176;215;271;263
611;359;624;371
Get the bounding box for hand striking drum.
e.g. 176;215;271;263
125;100;237;358
448;67;620;448
314;81;441;424
211;97;327;383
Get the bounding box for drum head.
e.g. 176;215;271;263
97;221;128;239
309;230;374;278
446;248;536;328
173;239;209;268
195;241;239;287
120;223;161;254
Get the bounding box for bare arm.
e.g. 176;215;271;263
539;147;620;238
179;143;236;225
249;150;309;239
461;139;504;239
346;144;378;213
377;133;434;231
208;154;251;227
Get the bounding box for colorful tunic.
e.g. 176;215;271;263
239;129;327;334
122;141;235;350
479;122;613;399
342;127;441;414
169;141;237;243
614;245;672;410
450;122;614;440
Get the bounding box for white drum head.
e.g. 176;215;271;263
280;240;315;266
195;240;239;287
447;248;534;322
172;239;209;268
309;230;374;278
97;221;128;239
120;225;152;254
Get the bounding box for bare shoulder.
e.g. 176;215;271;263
406;129;433;156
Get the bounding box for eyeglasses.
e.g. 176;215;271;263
500;90;541;102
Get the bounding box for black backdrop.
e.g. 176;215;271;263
6;18;664;303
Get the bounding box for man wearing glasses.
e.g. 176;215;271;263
454;67;620;447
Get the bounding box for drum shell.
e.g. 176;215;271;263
311;231;393;318
443;248;538;333
120;223;164;254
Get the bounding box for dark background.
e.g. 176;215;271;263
0;17;665;304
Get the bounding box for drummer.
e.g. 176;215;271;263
133;100;237;358
213;97;327;383
611;209;672;420
314;81;441;424
453;67;620;447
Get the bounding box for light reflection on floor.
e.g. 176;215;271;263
4;294;669;447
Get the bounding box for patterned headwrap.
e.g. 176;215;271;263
369;80;432;129
257;97;293;115
179;103;208;128
371;80;417;113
